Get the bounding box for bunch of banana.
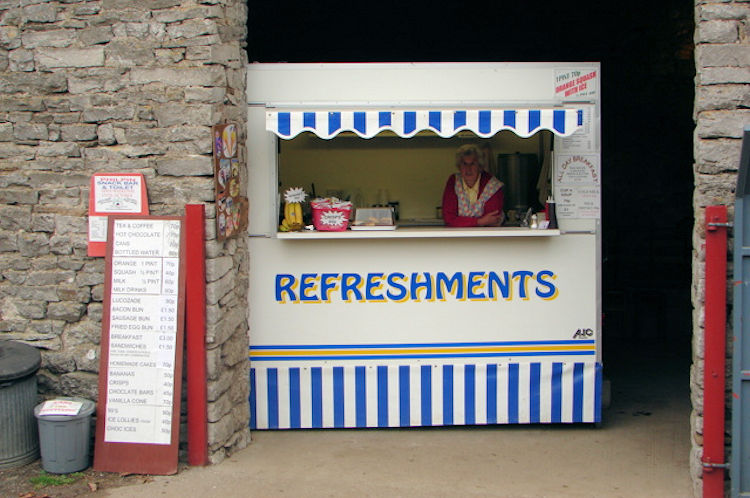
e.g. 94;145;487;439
280;187;306;232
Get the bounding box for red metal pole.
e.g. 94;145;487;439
185;204;208;466
703;205;728;497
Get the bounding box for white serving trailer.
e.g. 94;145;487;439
246;62;601;429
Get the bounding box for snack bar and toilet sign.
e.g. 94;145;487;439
94;216;186;475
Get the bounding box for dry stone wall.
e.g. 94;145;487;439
0;0;250;463
694;1;750;495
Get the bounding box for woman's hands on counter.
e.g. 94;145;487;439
477;210;502;227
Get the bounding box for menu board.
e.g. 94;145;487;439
94;216;185;475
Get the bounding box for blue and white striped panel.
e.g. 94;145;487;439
249;362;601;429
266;109;584;140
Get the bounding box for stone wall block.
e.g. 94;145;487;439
207;388;232;423
155;154;213;176
71;345;98;373
36;141;81;157
153;103;215;127
87;302;102;323
161;32;222;49
166;19;218;40
698;20;739;44
184;86;226;103
0;231;18;252
21;29;75;49
0;26;21;50
81;104;136;122
18;232;50;257
49;234;85;254
696;110;750;138
0;143;35;160
35;47;104;69
0;95;46;112
206;344;222;380
60;123;98;141
104;40;155;67
207;306;245;347
0;72;67;93
54;214;87;235
0;205;31;230
78;26;114;46
697;44;750;68
59;371;98;400
163;125;211;143
149;176;215;206
700;66;750;85
15;285;60;302
129;67;226;87
56;285;91;305
26;269;75;286
0;122;12;141
0;187;39;205
39;187;83;207
207;413;235;451
153;6;222;24
22;3;58;23
699;3;750;21
694;137;741;169
96;123;115;145
206;255;233;282
15;300;47;320
222;326;247;368
205;271;236;307
14;121;48;141
101;0;181;10
42;351;76;375
206;368;233;402
696;84;750;110
63;319;101;348
47;301;86;322
9;48;34;71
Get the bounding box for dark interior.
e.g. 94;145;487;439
247;1;695;368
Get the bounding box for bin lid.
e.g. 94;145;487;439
34;397;96;421
0;340;42;382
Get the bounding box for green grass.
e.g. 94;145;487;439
29;471;84;488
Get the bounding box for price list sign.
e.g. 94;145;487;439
95;216;185;475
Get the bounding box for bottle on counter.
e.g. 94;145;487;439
546;197;558;229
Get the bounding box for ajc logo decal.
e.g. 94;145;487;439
275;270;559;304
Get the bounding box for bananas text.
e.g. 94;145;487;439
275;270;559;303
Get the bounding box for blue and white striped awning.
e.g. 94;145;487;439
266;108;583;139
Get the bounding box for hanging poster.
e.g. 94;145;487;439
554;154;601;219
556;105;597;153
88;173;149;257
554;68;599;102
94;216;185;475
213;123;248;240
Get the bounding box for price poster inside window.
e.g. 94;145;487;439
554;154;601;219
213;123;248;240
94;216;186;476
88;173;149;257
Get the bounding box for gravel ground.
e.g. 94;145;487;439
0;459;168;497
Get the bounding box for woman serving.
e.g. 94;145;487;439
442;144;504;227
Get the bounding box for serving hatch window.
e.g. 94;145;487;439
277;131;553;223
266;107;583;226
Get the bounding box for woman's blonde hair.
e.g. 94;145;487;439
455;144;485;169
